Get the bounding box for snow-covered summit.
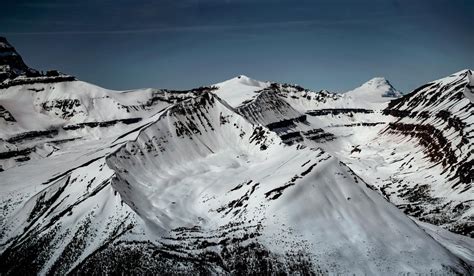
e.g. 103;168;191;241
346;77;402;99
219;75;267;87
448;68;472;77
212;75;271;107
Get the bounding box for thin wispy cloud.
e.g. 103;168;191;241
3;18;374;36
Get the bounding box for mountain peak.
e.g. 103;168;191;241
347;77;402;99
212;75;270;107
217;74;267;88
0;37;13;49
451;68;472;76
0;37;39;82
362;77;392;88
236;74;250;80
0;37;75;88
0;36;12;47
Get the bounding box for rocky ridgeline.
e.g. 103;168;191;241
0;37;75;88
383;70;473;187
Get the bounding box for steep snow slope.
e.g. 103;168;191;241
415;218;474;266
376;69;474;236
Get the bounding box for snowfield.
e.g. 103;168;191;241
0;37;473;275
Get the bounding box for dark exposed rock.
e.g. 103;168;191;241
435;110;466;133
42;99;82;119
382;109;415;117
0;147;33;159
0;37;39;83
6;129;59;143
306;108;373;116
69;235;316;275
27;87;44;92
335;122;385;127
126;87;215;111
265;115;307;131
0;105;15;122
302;128;335;142
217;182;260;217
0;37;75;88
249;126;271;150
384;123;457;166
0;75;76;89
236;89;303;126
279;131;304;145
63;118;142;130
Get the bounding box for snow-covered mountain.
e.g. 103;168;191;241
0;37;473;275
213;75;271;107
347;77;403;99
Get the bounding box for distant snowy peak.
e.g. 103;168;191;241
212;75;271;107
347;77;402;99
362;77;402;97
346;77;402;103
216;75;268;88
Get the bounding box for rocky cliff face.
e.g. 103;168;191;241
0;37;75;88
0;37;39;82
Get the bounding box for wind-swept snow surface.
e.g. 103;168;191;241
0;37;473;275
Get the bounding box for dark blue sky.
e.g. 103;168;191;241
1;0;473;92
